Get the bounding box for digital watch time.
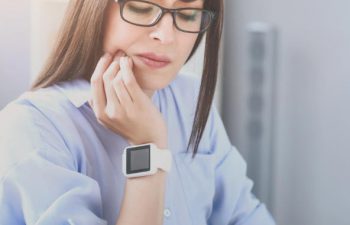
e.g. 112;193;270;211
122;143;172;178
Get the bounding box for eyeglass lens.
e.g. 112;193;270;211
121;0;212;33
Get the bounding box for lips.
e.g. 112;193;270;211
136;52;171;69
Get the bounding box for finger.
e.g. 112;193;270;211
90;53;112;117
113;71;134;111
104;51;126;117
120;57;146;104
103;57;121;105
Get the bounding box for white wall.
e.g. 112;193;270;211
30;0;68;82
222;0;350;225
0;1;31;109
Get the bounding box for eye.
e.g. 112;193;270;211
126;3;154;14
177;10;200;21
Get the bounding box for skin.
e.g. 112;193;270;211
90;0;203;147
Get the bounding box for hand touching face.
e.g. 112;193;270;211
89;51;168;148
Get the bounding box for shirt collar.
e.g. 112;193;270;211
55;78;92;108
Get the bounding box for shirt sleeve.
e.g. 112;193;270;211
206;105;276;225
0;102;107;225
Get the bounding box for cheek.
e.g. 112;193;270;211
178;34;199;63
103;10;141;53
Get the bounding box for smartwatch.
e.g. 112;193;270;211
122;143;172;178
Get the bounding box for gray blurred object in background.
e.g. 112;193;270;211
240;22;277;212
222;0;350;225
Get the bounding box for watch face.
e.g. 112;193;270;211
126;144;151;174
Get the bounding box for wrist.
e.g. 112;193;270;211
122;143;172;179
153;133;168;149
154;141;168;150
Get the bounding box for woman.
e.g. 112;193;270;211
0;0;276;224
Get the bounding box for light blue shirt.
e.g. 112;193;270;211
0;74;275;225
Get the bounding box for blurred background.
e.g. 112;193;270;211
1;0;349;224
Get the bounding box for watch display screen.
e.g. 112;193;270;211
126;144;151;174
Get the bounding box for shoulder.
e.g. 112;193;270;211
0;85;77;133
0;87;68;145
163;73;202;115
169;74;233;156
0;87;76;176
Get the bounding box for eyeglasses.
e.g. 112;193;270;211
116;0;215;33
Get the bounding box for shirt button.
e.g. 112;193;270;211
164;208;172;217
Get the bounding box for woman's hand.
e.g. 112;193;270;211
89;51;168;149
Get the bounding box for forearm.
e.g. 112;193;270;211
115;168;167;225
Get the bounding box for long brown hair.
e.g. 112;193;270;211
31;0;224;159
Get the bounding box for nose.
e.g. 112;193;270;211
149;13;175;45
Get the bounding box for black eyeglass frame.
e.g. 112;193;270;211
117;0;215;34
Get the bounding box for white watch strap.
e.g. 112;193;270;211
154;148;172;172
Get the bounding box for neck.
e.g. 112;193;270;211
143;88;156;99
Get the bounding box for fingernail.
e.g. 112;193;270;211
128;58;133;67
115;50;124;57
112;55;120;63
120;57;130;81
113;50;126;62
120;57;128;70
